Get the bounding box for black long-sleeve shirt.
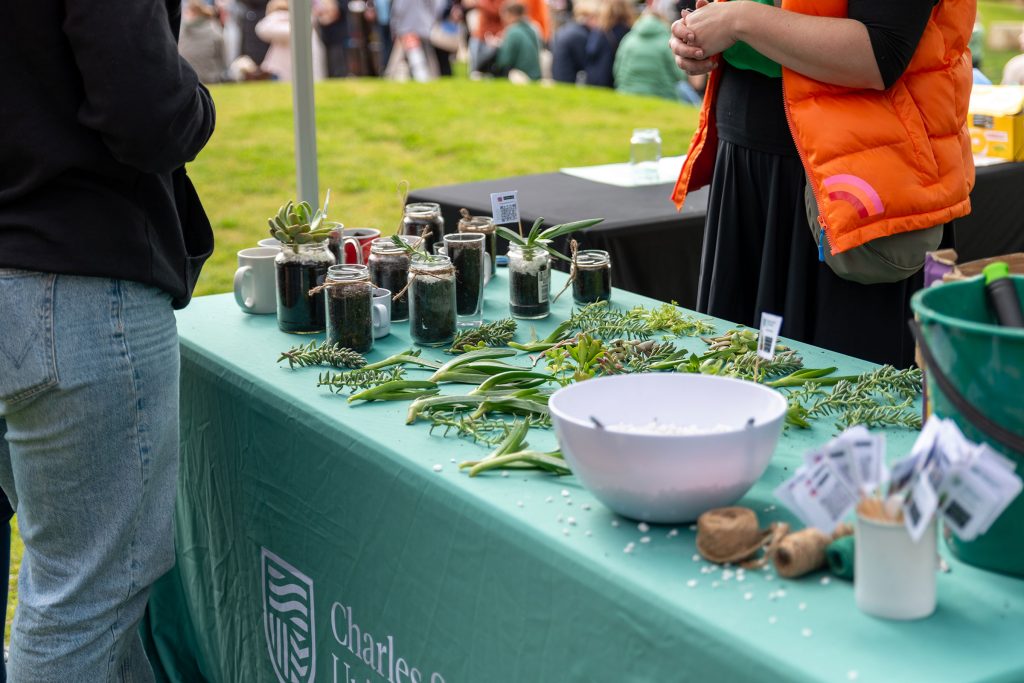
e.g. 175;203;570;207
0;1;216;308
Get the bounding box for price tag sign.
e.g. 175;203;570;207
775;459;858;534
490;191;520;225
757;312;783;361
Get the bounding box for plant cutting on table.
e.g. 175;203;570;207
277;300;924;477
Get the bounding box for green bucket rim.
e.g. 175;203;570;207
911;274;1024;340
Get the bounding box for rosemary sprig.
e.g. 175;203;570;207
317;367;405;394
390;233;434;262
832;400;922;430
447;318;518;354
277;340;367;369
564;301;650;340
787;365;923;430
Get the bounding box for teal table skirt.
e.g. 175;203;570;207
144;271;1024;683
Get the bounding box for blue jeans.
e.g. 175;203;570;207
0;271;180;683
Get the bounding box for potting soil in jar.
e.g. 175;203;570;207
572;249;612;304
408;255;457;346
275;243;335;333
368;239;411;321
508;245;550;319
325;265;374;353
458;215;497;278
445;236;484;317
402;203;444;256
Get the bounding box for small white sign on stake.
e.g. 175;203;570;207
757;312;783;360
490;191;520;225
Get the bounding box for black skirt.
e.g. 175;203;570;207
696;139;923;368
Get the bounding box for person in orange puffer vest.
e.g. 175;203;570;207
667;0;975;368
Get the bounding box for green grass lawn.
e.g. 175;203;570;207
189;77;699;297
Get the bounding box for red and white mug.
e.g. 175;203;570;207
328;224;380;265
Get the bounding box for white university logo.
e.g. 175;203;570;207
262;547;316;683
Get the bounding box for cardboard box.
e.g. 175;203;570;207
969;85;1024;161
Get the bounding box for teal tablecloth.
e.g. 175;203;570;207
144;271;1024;683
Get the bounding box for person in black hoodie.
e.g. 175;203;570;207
0;2;215;680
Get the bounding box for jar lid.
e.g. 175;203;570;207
326;264;369;281
458;216;495;233
411;253;453;272
404;202;441;218
371;236;411;254
576;249;610;269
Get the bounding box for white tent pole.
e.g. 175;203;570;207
289;0;319;207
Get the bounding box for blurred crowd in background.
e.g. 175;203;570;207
178;0;708;103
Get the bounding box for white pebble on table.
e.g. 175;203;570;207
585;530;592;537
687;579;698;588
820;576;831;586
624;542;635;553
638;522;650;533
801;628;813;638
546;496;553;503
768;616;777;625
582;504;591;511
668;528;679;538
798;602;807;611
847;671;859;681
562;528;570;536
516;501;524;508
692;554;701;562
561;489;570;497
612;519;620;527
568;516;577;526
432;464;442;472
640;536;651;544
744;592;753;601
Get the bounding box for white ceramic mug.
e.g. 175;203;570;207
258;237;283;249
854;511;938;620
372;287;391;338
234;247;279;314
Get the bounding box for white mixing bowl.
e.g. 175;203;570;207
548;373;788;523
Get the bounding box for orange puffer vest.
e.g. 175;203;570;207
671;0;976;255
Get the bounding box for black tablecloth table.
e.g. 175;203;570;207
953;161;1024;261
409;162;1024;309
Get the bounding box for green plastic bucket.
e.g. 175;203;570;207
911;275;1024;577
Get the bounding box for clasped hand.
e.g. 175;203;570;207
669;0;740;76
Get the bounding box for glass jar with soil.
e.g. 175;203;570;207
275;242;336;333
508;244;551;319
324;264;374;353
443;232;485;327
407;254;457;346
368;238;412;322
401;202;445;256
572;249;612;305
458;214;497;281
